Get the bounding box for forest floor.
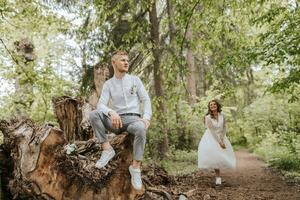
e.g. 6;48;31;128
148;149;300;200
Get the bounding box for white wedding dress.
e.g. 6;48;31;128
198;113;236;169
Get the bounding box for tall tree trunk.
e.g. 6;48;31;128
79;10;92;95
167;0;176;42
167;0;186;150
197;56;207;96
149;1;169;156
13;38;36;115
185;25;197;105
244;68;254;106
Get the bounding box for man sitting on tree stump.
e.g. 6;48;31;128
89;50;152;190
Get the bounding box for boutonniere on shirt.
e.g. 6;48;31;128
130;84;137;95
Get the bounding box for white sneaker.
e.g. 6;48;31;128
95;148;115;169
129;165;143;190
216;177;222;185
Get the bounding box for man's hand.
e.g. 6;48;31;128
108;111;123;129
219;141;226;149
140;118;150;130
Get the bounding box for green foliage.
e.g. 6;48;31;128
236;91;300;175
269;154;300;172
0;0;77;123
267;151;300;182
0;64;77;122
145;95;205;158
253;1;300;101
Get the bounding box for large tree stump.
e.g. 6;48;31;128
0;118;145;200
0;96;175;200
0;95;147;200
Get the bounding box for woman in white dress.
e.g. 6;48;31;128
198;100;236;185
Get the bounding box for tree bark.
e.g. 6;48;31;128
0;95;179;200
0;104;145;199
197;56;207;96
52;96;86;142
185;25;197;105
88;64;110;109
244;68;254;106
0;143;12;200
166;0;176;42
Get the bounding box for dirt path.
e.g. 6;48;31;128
169;150;300;200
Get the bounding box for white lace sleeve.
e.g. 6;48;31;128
205;115;221;143
220;113;226;142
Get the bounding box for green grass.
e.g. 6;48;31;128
158;150;198;175
232;143;248;151
269;155;300;171
282;171;300;183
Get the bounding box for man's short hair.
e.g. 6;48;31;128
111;50;128;62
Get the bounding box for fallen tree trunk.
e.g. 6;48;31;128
0;96;177;200
0;118;144;200
0;95;146;200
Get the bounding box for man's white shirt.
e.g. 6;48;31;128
97;74;152;120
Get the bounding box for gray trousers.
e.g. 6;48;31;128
89;110;146;161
